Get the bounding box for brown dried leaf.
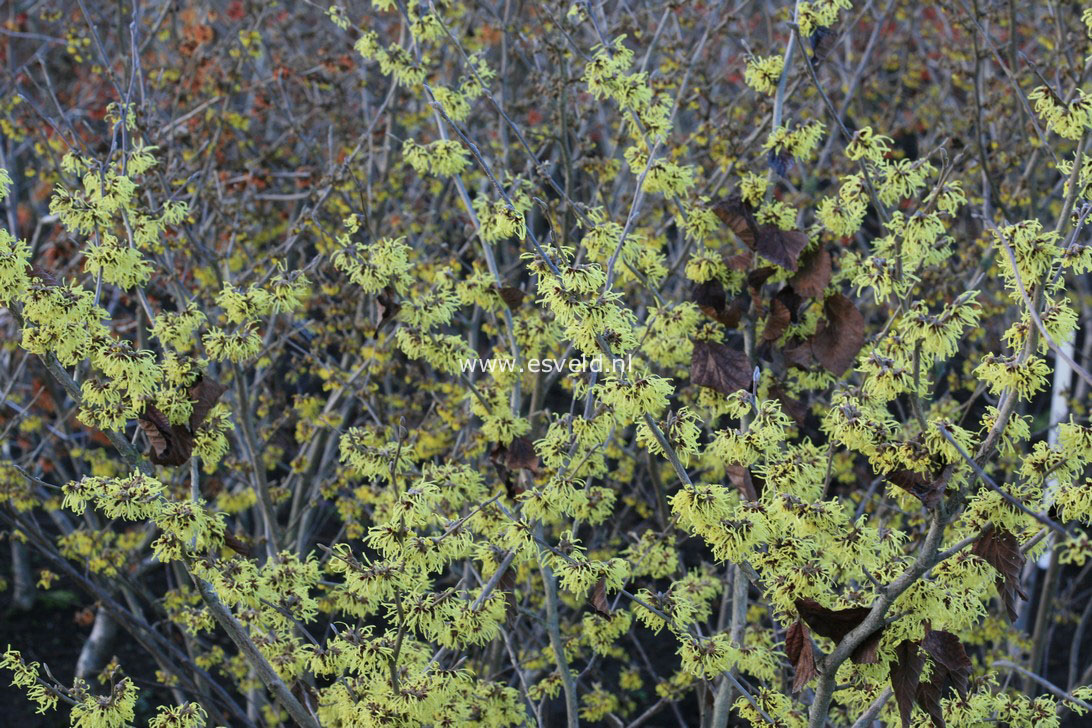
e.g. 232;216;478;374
724;252;753;272
693;280;748;329
762;298;792;342
774;286;802;323
693;278;726;313
722;297;748;329
747;266;778;291
189;376;227;431
810;293;866;376
489;444;520;499
768;149;795;177
972;527;1028;622
794;597;884;665
886;469;944;510
794;598;871;641
755;225;809;271
503;436;540;473
791;247;832;298
852;631;884;665
809;26;838;66
496;285;526;310
375;285;401;329
782;338;817;369
727;465;758;502
915;675;946;728
137;412;169;458
785;620;817;693
30;265;61;287
746;266;777;311
491;438;538;499
920;628;972;697
138;405;194;466
712;195;757;248
784;619;808;663
498;564;517;594
890;639;925;728
591;577;611;616
691;340;752;396
914;628;972;727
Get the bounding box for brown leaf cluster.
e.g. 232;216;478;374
137;376;226;466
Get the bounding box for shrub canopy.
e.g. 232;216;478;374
3;1;1092;727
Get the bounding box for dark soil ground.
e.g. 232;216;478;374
0;596;81;728
0;573;170;727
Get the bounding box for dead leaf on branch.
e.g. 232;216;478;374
886;628;973;728
886;469;944;510
138;375;225;466
774;285;802;324
794;597;884;664
724;252;753;272
747;266;778;292
712;195;757;249
495;285;526;310
790;246;832;298
755;226;809;271
889;639;925;728
810;293;866;376
691;340;751;396
971;527;1027;622
921;629;971;696
502;436;540;473
915;628;972;728
762;298;792;342
490;436;539;499
189;376;227;431
375;285;401;330
915;675;946;728
809;26;838;67
693;278;726;313
782;338;817;369
498;561;519;626
768;149;795;178
591;577;611;616
223;532;254;557
693;279;747;329
746;266;778;313
784;619;818;693
136;406;194;467
30;265;62;287
727;464;759;502
712;195;810;270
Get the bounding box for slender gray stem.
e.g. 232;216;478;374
194;576;320;728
